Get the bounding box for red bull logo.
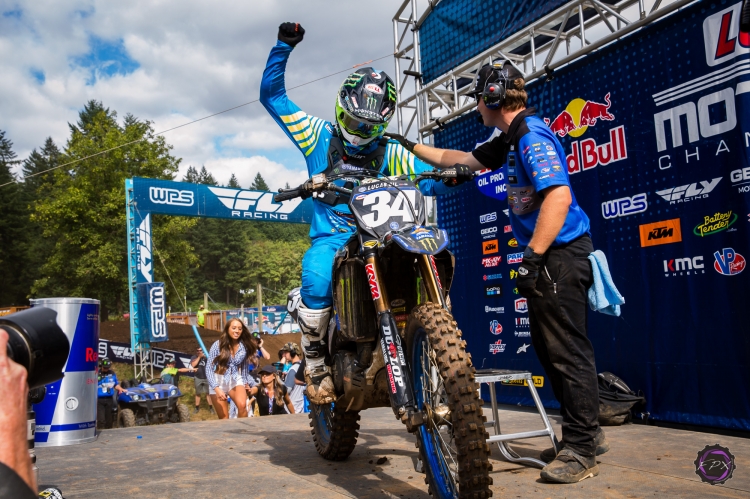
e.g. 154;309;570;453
567;125;628;175
544;93;615;138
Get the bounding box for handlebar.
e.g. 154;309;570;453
272;168;475;203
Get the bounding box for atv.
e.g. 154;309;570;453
116;379;190;427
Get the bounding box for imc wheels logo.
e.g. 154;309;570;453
714;248;746;276
694;444;736;485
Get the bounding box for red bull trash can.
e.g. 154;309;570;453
31;298;100;446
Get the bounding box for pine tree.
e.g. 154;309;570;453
22;137;60;196
183;166;200;183
69;100;113;136
0;131;28;305
198;166;217;185
250;172;269;191
227;173;241;188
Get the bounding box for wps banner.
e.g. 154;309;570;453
98;339;194;372
136;282;168;343
131;177;314;223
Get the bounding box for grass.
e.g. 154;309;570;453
110;362;218;422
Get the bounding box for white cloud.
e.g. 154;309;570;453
204;156;308;191
0;0;405;184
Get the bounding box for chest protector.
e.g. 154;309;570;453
314;134;389;206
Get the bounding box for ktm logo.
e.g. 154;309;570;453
543;93;615;138
639;219;682;247
482;240;499;254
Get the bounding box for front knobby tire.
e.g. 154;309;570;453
309;403;361;461
406;302;492;499
119;408;136;428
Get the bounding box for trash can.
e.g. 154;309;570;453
31;298;100;447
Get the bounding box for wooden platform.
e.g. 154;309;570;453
35;406;749;498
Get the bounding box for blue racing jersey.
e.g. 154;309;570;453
260;41;450;240
98;373;119;398
473;109;590;247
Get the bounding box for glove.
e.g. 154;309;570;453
384;132;417;153
278;22;305;47
517;246;544;298
443;164;474;187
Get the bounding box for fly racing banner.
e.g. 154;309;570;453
431;1;750;430
98;339;194;372
136;282;168;343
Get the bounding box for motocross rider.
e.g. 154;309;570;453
260;22;471;405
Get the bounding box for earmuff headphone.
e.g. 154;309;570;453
482;63;510;110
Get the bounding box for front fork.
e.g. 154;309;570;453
363;251;444;430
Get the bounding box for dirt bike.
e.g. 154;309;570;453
274;169;492;499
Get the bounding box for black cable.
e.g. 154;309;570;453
0;53;392;189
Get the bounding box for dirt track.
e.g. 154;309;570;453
100;320;301;368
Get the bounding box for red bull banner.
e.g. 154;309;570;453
432;1;750;430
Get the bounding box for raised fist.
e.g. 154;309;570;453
278;22;305;47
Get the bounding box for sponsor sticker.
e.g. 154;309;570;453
365;263;380;299
481;256;502;267
693;444;736;485
502;376;544;387
485;306;504;313
639;219;682;247
663;256;705;276
514;330;531;337
694;211;737;236
514;298;528;313
713;248;746;276
507;252;523;264
508;238;518;247
504;225;513;233
489;320;503;335
485;285;502;297
489;340;506;354
483;273;502;281
480;212;497;224
483;240;499;254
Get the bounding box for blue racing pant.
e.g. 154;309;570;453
301;233;352;309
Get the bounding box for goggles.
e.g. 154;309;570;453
337;110;384;140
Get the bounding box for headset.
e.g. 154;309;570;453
481;63;512;110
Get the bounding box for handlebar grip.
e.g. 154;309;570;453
273;189;303;202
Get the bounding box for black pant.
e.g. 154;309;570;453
529;235;599;457
97;397;114;429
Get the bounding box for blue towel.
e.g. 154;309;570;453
587;250;625;316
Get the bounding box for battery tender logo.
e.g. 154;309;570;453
694;211;737;236
714;248;746;276
208;187;303;220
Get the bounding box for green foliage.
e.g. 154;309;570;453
250;172;269;191
227;173;241;188
31;100;196;315
0;131;28;305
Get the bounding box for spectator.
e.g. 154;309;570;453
190;347;214;415
206;318;258;419
197;305;207;328
97;358;124;429
280;342;305;414
247;331;271;371
0;328;37;498
249;365;294;416
159;358;191;385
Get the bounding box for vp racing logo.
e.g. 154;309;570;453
208;187;303;220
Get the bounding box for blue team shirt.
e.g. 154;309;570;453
98;373;119;398
474;111;590;247
260;41;450;240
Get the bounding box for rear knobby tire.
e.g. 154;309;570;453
309;403;361;461
406;302;492;499
176;403;190;423
119;408;136;428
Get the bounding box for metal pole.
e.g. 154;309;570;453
257;283;263;334
393;18;403;134
410;0;423;143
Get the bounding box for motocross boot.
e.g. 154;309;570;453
289;291;336;405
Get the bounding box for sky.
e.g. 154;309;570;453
0;0;411;190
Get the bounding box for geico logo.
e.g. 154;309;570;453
149;187;194;206
656;178;722;203
731;167;750;183
664;256;704;272
208;187;303;215
703;2;750;67
567;125;627;175
137;215;153;283
480;226;497;235
601;193;648;219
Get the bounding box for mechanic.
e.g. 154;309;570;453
387;62;608;484
197;305;206;328
97;358;124;429
260;22;470;405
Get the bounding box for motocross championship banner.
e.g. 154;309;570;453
98;339;194;372
432;1;750;430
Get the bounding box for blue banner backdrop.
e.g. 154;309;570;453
136;282;168;343
433;0;750;430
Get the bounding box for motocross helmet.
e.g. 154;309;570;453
99;358;112;371
335;68;397;146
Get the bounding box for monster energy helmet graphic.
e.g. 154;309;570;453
693;444;736;485
335;67;396;145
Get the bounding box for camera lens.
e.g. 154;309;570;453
0;307;70;388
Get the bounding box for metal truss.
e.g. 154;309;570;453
125;179;152;381
393;0;696;142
